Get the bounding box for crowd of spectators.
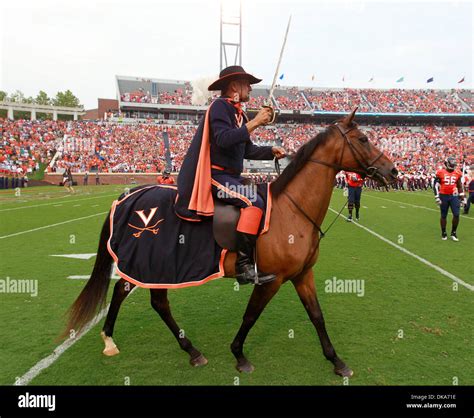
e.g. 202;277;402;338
274;87;309;110
120;91;155;104
273;122;472;177
247;95;267;109
0;118;65;176
305;89;373;112
366;124;472;174
120;83;193;106
53;121;169;173
120;84;472;114
1;117;472;181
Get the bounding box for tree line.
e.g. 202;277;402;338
0;89;82;108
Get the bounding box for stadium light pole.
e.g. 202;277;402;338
220;0;242;70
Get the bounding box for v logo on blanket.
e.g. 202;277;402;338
128;207;164;238
136;207;158;227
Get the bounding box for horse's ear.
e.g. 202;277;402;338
344;107;358;125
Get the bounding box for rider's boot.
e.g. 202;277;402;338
235;207;276;285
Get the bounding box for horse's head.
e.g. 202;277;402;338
333;108;398;185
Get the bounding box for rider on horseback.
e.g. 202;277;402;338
175;65;286;285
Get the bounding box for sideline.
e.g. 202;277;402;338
328;207;473;291
0;212;108;239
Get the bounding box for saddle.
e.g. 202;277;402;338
212;178;271;251
212;201;240;251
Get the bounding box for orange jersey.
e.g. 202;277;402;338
345;172;364;187
157;176;175;185
435;169;461;195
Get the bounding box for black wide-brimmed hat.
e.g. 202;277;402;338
208;65;262;91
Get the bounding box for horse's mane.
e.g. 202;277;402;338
271;128;331;197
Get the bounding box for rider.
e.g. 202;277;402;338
175;65;286;285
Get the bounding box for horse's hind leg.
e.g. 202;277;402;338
101;278;135;356
230;279;282;373
150;289;208;367
292;270;353;378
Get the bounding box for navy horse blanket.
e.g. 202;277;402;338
107;184;271;289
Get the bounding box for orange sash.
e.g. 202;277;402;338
188;104;214;216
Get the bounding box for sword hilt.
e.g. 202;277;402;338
262;105;276;124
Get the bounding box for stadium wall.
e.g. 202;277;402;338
43;172;174;186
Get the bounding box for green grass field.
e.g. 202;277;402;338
0;184;472;386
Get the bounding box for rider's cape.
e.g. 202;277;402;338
174;101;216;221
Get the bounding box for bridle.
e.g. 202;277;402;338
308;123;385;181
281;122;386;239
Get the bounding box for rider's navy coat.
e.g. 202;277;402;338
175;97;274;220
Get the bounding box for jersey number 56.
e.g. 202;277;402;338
443;175;457;185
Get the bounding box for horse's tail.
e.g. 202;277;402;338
62;212;113;338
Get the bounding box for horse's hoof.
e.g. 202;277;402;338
236;360;255;373
190;354;208;367
103;346;120;356
100;331;119;356
334;365;353;378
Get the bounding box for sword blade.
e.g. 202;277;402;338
266;15;292;106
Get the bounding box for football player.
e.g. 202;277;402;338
345;171;364;222
434;157;465;241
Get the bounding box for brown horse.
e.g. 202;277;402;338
65;109;397;378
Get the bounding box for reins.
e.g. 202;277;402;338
276;122;383;239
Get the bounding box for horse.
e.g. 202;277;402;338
64;109;397;378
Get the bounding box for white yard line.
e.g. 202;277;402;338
0;193;118;212
364;194;473;220
15;286;138;385
14;304;110;386
329;208;474;292
0;212;108;239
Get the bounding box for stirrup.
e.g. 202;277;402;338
236;267;258;285
254;271;277;285
235;251;258;285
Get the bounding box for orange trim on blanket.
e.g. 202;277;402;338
114;184;177;207
188;102;215;216
211;178;253;206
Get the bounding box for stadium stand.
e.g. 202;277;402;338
1;79;472;189
2;118;471;182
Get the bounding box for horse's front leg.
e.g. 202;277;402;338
292;269;353;377
230;279;282;373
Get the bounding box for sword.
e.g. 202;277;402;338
263;15;292;123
